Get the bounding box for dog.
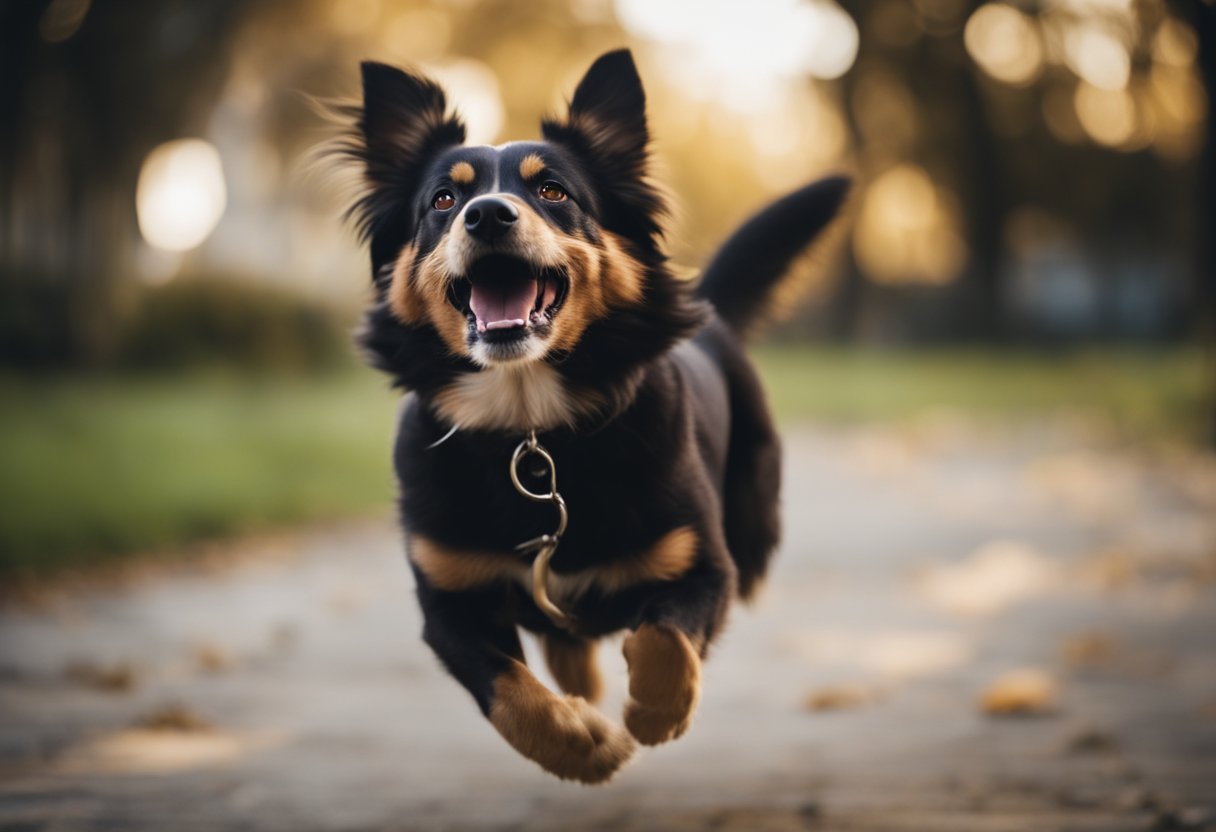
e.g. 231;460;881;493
332;49;848;783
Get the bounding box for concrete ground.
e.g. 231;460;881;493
1;423;1214;831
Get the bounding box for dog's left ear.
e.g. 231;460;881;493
337;62;467;278
543;50;665;247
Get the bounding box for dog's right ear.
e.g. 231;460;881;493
341;62;466;277
542;50;667;253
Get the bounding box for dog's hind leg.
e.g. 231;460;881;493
411;566;634;783
542;633;603;703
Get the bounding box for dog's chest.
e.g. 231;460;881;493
431;364;605;432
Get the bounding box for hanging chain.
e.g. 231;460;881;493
509;431;572;628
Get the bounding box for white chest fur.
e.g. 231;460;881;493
432;362;603;432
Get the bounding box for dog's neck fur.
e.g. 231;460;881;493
430;363;608;432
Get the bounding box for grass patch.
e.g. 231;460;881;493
755;345;1210;442
0;370;398;576
0;347;1208;576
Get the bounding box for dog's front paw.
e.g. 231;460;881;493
622;624;702;745
489;660;634;783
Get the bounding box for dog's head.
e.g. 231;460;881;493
337;50;705;402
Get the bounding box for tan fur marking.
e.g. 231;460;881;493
622;624;702;745
413;243;470;356
519;153;546;180
387;244;424;325
410;527;698;596
595;526;699;593
489;659;634;783
542;637;603;703
600;230;647;307
410;536;520;591
449;161;475;185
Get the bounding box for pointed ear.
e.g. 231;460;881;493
335;62;465;274
542;50;666;249
543;50;649;183
359;61;465;172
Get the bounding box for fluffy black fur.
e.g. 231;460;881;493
334;49;849;783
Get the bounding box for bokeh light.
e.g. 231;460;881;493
136;139;228;254
424;59;504;146
1063;23;1130;91
853;165;968;286
964;4;1044;87
615;0;858;111
1073;82;1135;147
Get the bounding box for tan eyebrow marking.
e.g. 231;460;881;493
519;153;546;180
449;161;475;185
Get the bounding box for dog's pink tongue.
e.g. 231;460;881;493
469;278;538;331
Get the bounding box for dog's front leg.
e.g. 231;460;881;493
412;570;634;783
622;554;733;746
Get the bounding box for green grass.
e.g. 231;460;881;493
0;347;1209;576
0;370;398;576
755;346;1210;442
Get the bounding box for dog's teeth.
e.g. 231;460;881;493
534;278;546;312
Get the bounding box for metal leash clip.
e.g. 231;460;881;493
509;431;572;628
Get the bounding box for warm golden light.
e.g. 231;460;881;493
964;4;1043;87
854;165;967;286
745;86;848;185
1152;18;1198;68
1148;63;1206;159
1063;23;1130;90
381;9;452;61
615;0;858;111
1073;82;1134;147
424;59;504;146
329;0;381;37
136;139;227;254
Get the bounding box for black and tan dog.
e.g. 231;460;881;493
333;49;848;783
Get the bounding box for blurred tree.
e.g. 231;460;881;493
0;0;246;368
826;0;1205;343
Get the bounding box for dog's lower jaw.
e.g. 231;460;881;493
468;330;549;367
489;660;635;783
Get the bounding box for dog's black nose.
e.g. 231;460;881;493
464;197;518;241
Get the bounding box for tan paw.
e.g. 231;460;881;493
622;624;701;745
489;660;634;783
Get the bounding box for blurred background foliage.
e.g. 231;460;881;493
0;0;1212;574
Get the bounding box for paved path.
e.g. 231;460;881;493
1;424;1214;831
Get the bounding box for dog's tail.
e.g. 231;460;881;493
696;175;851;333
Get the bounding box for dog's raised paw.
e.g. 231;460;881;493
622;624;702;745
490;661;634;783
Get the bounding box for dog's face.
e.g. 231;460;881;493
340;50;705;412
391;140;648;366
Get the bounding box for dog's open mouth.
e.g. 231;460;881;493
448;255;568;337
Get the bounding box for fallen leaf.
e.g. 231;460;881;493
194;643;231;674
1060;632;1115;667
980;668;1059;716
134;704;213;733
803;684;875;712
1066;727;1118;755
64;660;136;693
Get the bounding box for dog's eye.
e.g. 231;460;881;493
538;182;568;203
432;190;456;211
